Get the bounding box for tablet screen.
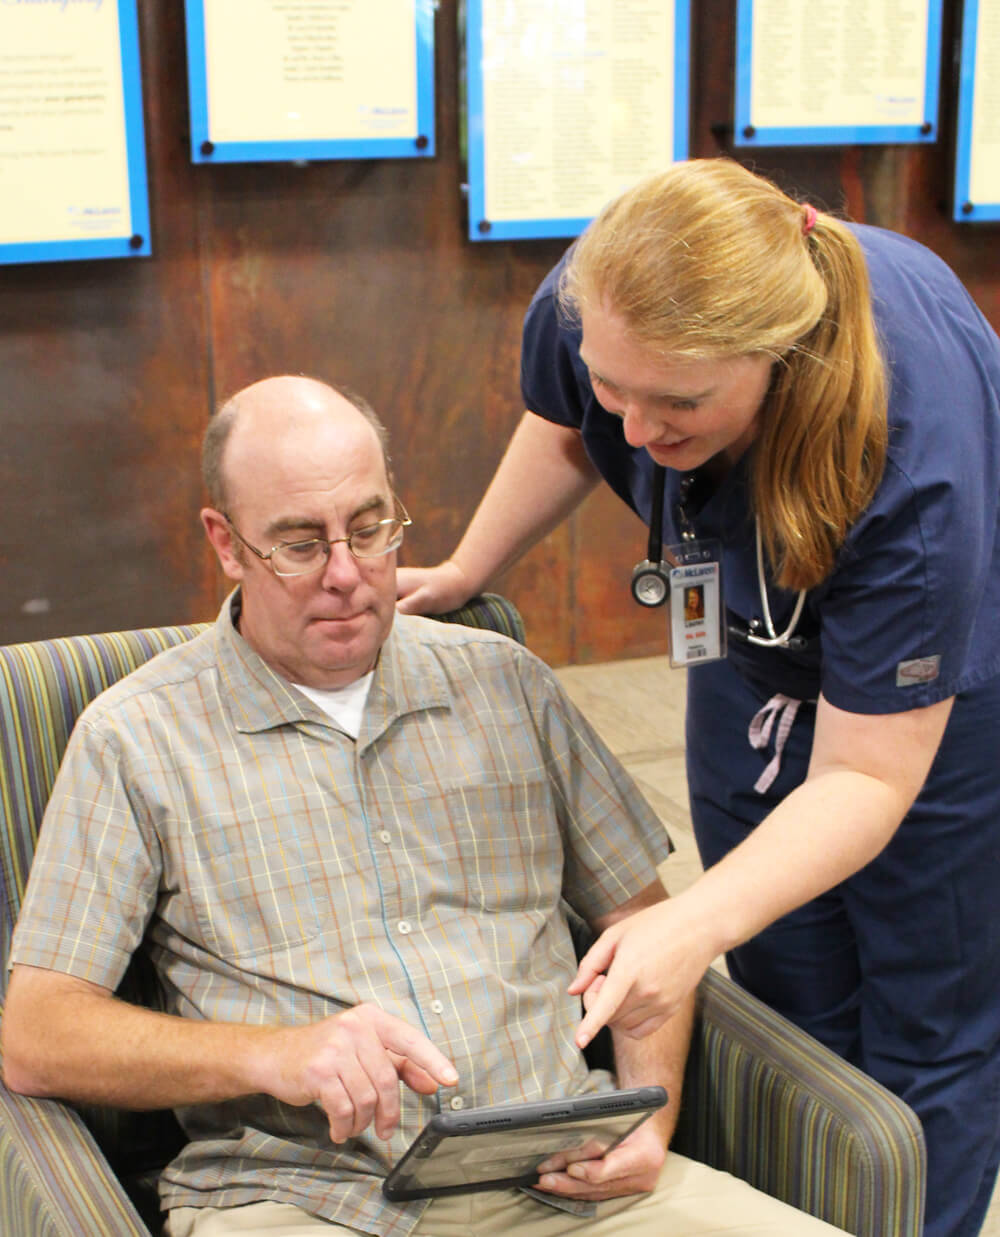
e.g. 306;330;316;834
383;1086;667;1200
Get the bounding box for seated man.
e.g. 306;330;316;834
2;376;843;1236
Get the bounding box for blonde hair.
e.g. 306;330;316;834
559;159;888;591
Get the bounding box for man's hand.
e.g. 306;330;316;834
3;968;456;1142
254;1003;458;1143
533;1121;666;1200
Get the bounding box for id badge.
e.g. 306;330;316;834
667;540;726;668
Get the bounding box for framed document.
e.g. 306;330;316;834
0;0;151;265
953;0;1000;222
463;0;691;242
185;0;436;163
734;0;943;148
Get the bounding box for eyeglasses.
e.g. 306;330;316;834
223;503;411;578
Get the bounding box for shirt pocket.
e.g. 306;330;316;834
390;773;565;915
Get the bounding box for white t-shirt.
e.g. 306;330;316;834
292;671;374;739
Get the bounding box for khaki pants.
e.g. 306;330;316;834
164;1153;847;1236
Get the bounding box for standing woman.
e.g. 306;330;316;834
397;159;1000;1237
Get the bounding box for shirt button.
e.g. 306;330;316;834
398;921;412;935
430;1000;444;1014
449;1096;465;1110
379;831;391;844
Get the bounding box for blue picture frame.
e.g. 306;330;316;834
734;0;943;148
953;0;1000;222
464;0;691;242
185;0;436;163
0;0;151;266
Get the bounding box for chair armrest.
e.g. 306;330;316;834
0;1069;151;1236
673;968;926;1237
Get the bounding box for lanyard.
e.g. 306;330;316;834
631;464;807;650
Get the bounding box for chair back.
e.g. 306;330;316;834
0;624;210;983
0;624;212;1207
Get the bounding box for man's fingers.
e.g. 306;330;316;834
379;1017;458;1088
317;1070;370;1143
568;1139;641;1184
354;1036;406;1141
278;1006;460;1145
309;1008;456;1142
536;1128;665;1200
395;1058;445;1095
355;1012;457;1138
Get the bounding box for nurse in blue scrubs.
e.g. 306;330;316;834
397;159;1000;1237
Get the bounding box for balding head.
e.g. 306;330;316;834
199;374;404;689
202;375;391;517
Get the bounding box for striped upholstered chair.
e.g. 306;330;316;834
0;597;925;1236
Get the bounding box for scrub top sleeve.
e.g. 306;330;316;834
520;281;589;431
821;224;1000;715
818;452;998;714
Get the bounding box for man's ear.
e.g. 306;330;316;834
201;508;245;582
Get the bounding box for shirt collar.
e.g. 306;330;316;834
213;589;452;737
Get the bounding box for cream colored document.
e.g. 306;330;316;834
480;0;679;223
0;1;132;245
202;0;418;142
748;0;929;130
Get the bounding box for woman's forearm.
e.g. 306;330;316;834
681;768;908;959
448;411;601;593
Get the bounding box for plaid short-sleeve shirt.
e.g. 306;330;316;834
11;594;672;1235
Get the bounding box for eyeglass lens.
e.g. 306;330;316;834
271;518;405;575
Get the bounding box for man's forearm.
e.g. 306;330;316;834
588;879;690;1145
610;991;694;1148
3;963;458;1144
2;966;269;1108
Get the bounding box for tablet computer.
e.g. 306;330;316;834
382;1085;667;1201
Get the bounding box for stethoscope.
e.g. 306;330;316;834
631;464;808;649
629;465;672;607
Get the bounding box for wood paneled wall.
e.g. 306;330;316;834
1;1;996;665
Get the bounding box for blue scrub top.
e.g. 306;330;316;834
520;224;1000;714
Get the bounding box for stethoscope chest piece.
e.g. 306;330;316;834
631;560;670;607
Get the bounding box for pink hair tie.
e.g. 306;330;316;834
802;204;818;236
